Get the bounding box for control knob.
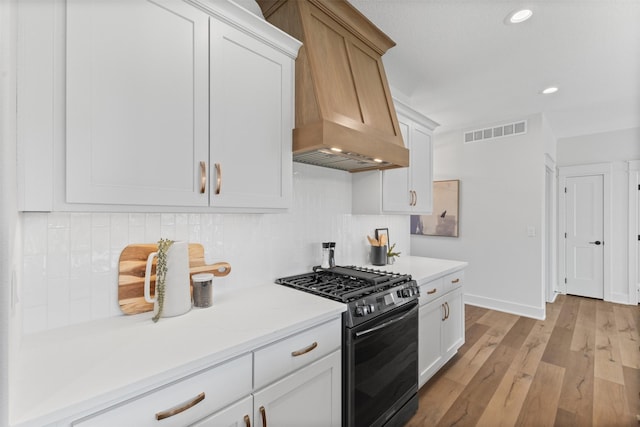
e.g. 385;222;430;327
354;304;375;317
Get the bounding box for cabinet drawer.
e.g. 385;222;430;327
444;270;464;292
418;277;444;306
73;354;252;427
254;318;341;389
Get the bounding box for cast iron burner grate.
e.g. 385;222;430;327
275;265;413;303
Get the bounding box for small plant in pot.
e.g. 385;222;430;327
387;243;401;264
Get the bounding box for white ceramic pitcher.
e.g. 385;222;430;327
143;240;192;318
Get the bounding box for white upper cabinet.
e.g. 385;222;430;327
18;0;300;212
66;0;210;207
352;99;438;215
209;16;293;209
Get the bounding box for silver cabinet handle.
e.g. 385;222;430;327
291;341;318;357
155;392;205;420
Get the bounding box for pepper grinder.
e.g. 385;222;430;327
328;242;336;267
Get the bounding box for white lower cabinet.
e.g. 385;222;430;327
72;354;253;427
418;271;465;388
190;395;253;427
253;351;341;427
71;319;341;427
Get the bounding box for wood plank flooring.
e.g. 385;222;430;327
406;294;640;426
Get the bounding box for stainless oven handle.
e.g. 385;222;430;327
354;307;416;338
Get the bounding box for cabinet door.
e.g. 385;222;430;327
253;351;341;427
442;288;464;357
190;395;252;427
410;124;433;213
66;0;209;206
210;18;293;209
382;120;411;212
418;297;444;388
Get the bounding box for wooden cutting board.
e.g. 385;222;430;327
118;243;231;315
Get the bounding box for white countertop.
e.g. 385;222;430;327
365;255;468;284
11;284;346;427
11;256;467;427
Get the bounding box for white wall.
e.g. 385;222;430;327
411;113;552;319
557;127;640;304
557;127;640;165
17;163;410;334
1;0;18;425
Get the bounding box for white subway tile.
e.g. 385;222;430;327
23;214;48;256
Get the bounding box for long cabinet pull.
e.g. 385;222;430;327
451;278;460;284
259;406;267;427
244;414;251;427
291;341;318;357
445;302;450;320
214;163;222;195
155;392;205;420
427;288;437;295
199;161;207;194
413;190;418;206
441;303;446;321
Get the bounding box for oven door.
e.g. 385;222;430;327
344;299;418;427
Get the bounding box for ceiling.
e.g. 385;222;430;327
348;0;640;139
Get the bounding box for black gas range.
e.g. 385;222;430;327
276;266;419;427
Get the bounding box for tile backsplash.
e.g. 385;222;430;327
19;163;409;334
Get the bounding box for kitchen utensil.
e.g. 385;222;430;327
379;234;387;247
144;240;192;318
367;235;379;246
370;245;387;266
118;243;231;315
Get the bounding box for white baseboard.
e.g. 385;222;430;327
464;293;545;320
608;292;636;306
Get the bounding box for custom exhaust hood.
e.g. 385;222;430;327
256;0;409;172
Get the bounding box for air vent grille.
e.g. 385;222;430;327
464;120;527;144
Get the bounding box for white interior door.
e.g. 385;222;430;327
565;175;604;298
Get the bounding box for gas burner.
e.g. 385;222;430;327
276;265;415;304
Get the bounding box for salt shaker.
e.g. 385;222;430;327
321;242;330;268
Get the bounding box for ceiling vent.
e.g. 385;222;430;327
463;120;527;144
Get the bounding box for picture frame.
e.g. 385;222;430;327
411;180;460;237
374;228;389;246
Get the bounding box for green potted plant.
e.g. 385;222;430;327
387;243;401;264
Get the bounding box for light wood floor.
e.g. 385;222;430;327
406;294;640;426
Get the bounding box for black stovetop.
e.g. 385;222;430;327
275;265;413;303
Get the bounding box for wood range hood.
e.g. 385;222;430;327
256;0;408;172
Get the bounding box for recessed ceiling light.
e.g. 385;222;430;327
541;86;559;95
506;9;533;24
373;158;383;163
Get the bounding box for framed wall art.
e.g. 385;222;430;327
411;180;460;237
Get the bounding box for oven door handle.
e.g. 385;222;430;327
354;307;416;339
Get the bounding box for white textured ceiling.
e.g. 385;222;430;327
348;0;640;138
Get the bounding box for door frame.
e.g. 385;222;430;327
544;154;557;302
629;160;639;305
558;163;612;300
